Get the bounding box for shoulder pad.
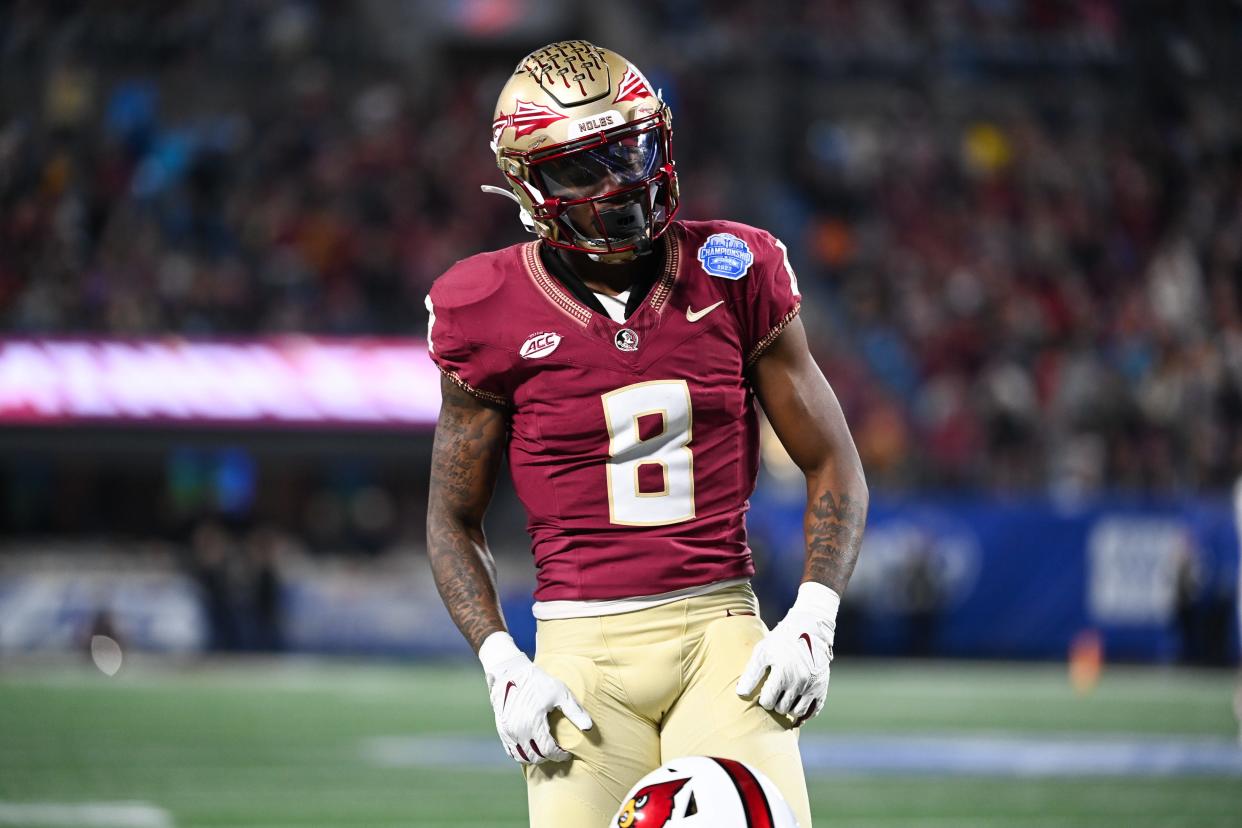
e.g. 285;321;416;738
676;219;778;285
676;219;773;249
428;245;523;311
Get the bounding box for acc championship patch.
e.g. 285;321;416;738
697;233;754;280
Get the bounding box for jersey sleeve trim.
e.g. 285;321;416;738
438;366;510;408
744;302;801;367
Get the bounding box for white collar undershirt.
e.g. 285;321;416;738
593;290;630;323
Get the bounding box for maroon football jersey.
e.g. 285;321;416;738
427;220;800;602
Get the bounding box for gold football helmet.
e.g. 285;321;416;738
485;40;679;260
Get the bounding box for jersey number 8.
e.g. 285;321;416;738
601;380;695;526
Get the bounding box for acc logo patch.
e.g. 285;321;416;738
697;233;754;280
520;331;562;359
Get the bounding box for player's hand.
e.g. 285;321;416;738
736;582;840;725
478;631;593;764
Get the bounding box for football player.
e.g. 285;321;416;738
425;41;868;827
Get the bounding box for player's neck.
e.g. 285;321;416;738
553;239;663;298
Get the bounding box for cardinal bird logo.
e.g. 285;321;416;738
616;778;688;827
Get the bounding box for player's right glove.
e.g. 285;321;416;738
478;631;594;765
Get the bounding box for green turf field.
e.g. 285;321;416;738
1;659;1239;827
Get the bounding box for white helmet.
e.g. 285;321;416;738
610;756;800;827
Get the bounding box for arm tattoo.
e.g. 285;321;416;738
803;489;867;594
426;378;509;652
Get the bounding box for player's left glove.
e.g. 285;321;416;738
478;631;594;765
736;581;840;725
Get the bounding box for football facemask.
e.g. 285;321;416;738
524;118;673;256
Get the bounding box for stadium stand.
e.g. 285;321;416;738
3;0;1240;494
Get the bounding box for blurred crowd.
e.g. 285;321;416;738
3;0;1241;494
1;0;502;337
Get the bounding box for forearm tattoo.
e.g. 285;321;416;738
426;380;508;652
803;489;867;594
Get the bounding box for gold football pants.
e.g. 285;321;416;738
524;583;812;827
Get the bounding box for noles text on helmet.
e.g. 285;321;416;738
483;40;680;263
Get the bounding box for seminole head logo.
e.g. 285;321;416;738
616;778;688;828
614;328;639;352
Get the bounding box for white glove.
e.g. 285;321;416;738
736;582;839;725
478;631;594;765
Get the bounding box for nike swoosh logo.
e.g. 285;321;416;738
503;680;517;707
686;300;724;322
799;633;814;658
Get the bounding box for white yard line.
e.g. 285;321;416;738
0;801;174;827
361;732;1242;777
225;824;519;828
827;823;1064;828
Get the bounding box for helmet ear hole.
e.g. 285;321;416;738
685;793;698;816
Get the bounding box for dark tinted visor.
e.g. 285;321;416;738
536;130;663;200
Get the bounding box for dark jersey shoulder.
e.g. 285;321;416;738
425;243;531;405
674;219;801;364
676;218;779;254
427;244;524;313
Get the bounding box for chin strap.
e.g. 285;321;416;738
480;185;538;235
